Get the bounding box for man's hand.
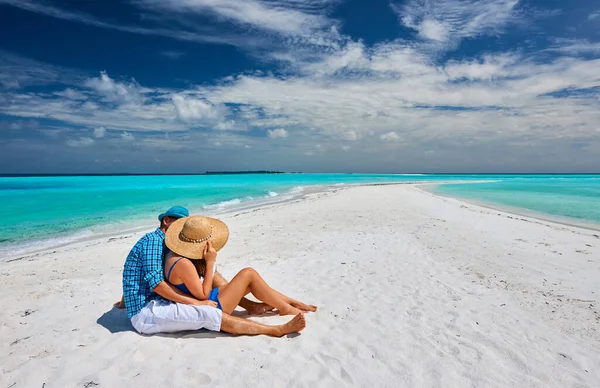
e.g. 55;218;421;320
194;300;218;308
204;241;217;263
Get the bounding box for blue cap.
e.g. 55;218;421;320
158;206;189;222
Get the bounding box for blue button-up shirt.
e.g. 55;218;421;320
122;228;166;318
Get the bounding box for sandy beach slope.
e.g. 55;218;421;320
1;185;599;387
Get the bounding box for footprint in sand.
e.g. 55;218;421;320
318;352;354;384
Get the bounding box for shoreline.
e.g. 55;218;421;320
0;183;325;260
419;183;600;233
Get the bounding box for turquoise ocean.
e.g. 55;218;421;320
1;173;599;257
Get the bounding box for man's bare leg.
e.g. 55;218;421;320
213;271;274;314
220;312;305;337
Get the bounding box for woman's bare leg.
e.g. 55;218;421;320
218;268;302;315
269;289;317;312
212;271;274;314
220;312;305;337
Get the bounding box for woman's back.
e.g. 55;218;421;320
164;252;192;295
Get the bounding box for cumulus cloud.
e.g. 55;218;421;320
342;130;359;141
417;19;449;41
93;126;106;138
66;137;95;147
84;72;143;104
2;119;39;130
267;128;288;139
121;132;135;142
172;94;223;122
380;132;402;142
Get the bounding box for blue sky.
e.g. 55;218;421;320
0;0;599;173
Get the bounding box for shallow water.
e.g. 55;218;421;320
432;175;600;225
1;173;599;256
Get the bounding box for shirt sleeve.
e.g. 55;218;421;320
142;237;165;291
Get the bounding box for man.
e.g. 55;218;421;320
119;205;305;337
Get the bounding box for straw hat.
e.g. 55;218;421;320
165;216;229;260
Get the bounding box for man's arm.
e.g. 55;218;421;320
153;281;217;307
141;238;215;307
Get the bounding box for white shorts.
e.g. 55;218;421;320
131;299;222;335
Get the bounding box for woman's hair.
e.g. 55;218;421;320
192;259;207;277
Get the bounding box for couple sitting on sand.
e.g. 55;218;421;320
117;205;316;337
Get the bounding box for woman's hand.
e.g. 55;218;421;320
204;240;217;263
194;300;218;308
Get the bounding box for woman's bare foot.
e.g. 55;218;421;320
279;305;304;316
245;302;275;315
275;313;306;337
290;301;317;312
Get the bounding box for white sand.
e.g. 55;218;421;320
1;185;599;387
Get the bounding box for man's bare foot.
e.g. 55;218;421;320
275;313;306;337
245;302;274;315
113;300;125;309
291;301;317;312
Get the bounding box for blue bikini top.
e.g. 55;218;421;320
166;257;192;295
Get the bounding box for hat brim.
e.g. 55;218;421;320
165;216;229;260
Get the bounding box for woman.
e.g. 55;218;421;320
163;215;317;316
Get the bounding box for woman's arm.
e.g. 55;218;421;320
178;259;213;300
153;280;217;307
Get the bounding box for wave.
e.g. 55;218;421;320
203;198;243;210
267;191;279;197
0;228;96;260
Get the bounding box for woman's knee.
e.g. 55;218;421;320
239;267;257;278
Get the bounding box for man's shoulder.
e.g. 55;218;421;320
138;228;164;243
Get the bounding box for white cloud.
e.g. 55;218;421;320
418;19;449;41
136;0;336;36
84;72;143;104
121;132;135;142
2;119;39;130
66;137;95;147
0;0;251;47
267;128;288;139
380;132;402;142
0;51;82;90
342;130;358;141
589;11;600;20
172;94;223;122
394;0;521;46
214;119;247;131
93;126;106;138
547;39;600;56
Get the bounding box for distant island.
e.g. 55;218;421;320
0;171;288;177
